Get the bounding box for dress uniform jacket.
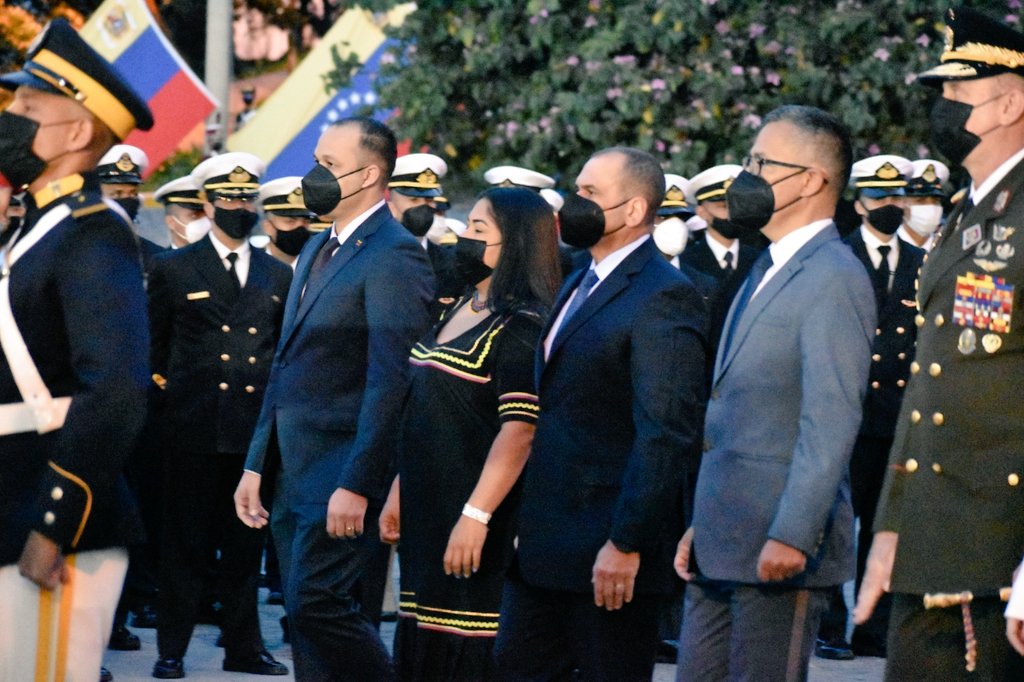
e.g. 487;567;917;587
0;172;148;566
681;237;758;284
845;232;925;438
877;157;1024;595
148;236;292;454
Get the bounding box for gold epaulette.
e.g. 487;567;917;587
71;203;110;219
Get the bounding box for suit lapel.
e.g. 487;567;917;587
190;236;237;311
535;268;585;386
280;229;327;337
882;240;918;322
233;250;270;320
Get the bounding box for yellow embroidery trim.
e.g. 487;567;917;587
943;41;1024;68
47;461;92;548
410;325;502;370
499;402;540;412
54;554;75;682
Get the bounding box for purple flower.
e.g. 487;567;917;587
715;20;730;35
916;33;931;47
655;139;666;152
650;78;667;90
749;23;766;39
917;144;930;158
868;143;881;155
506;121;520;137
613;55;637;65
584;15;598;28
539;116;552;131
765;71;781;86
1007;14;1020;24
905;72;918;85
1010;0;1022;10
763;40;782;55
381;52;396;65
566;55;580;66
586;60;601;72
540;9;549;17
589;0;602;9
874;47;890;62
529;15;539;25
742;114;762;129
730;65;744;75
606;87;623;99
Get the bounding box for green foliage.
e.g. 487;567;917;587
143;147;205;192
346;0;1020;182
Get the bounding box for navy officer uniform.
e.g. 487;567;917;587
0;18;153;680
149;152;291;678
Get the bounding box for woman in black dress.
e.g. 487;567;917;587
380;187;561;680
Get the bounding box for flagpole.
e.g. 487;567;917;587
204;0;232;155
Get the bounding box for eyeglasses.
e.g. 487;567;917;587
742;154;810;176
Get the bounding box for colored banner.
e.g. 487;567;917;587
81;0;217;176
227;6;410;178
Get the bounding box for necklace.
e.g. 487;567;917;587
470;290;488;313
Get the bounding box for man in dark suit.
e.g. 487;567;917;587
815;155;924;661
857;9;1024;679
149;152;291;678
493;147;708;680
235;117;434;681
676;105;876;681
0;18;152;679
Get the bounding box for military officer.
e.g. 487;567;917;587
898;159;950;252
682;165;758;281
817;155;924;661
855;8;1024;679
97;143;147;221
259;176;313;269
148;152;291;678
154;176;210;248
483;164;556;191
0;18;153;680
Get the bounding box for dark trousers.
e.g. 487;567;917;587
271;492;393;681
886;592;1024;681
493;568;660;681
355;502;389;628
677;580;830;682
157;450;264;661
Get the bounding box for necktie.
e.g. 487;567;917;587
722;249;773;358
225;252;241;296
557;268;599;336
875;244;891;303
722;251;734;271
305;236;339;293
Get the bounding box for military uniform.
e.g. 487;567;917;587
874;8;1024;679
0;18;153;680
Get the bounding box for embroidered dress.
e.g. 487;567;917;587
396;300;542;681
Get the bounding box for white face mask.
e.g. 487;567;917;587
905;204;943;236
653;217;689;257
425;213;450;244
172;215;212;243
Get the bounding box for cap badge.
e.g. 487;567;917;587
288;188;304;205
665;186;684;202
877;162;900;180
417;169;438;185
922;164;938;183
229;167;252;184
116;153;135;172
497;179;515;188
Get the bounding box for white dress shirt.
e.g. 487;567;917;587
860;225;899;270
753;219;832;298
705;233;740;270
970;145;1024;206
543;235;650;359
332;199;387;246
209;229;251;287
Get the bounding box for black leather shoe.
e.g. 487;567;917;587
223;650;288;675
815;637;855;661
851;633;887;658
109;624;141;651
266;590;284;605
131;605;158;629
655;639;679;664
99;667;114;682
152;658;185;679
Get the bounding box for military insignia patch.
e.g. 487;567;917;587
982;333;1003;353
993;224;1016;241
994;190;1012;216
974;258;1009;272
958;328;977;355
997;243;1015;260
963;224;982;250
953;272;1014;333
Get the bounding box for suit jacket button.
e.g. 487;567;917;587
932;412;944;426
249;356;257;365
932;463;942;474
906;458;919;473
875;328;882;336
221;354;230;362
872;354;881;362
1009;473;1020;487
219;382;229;391
898;352;906;360
915;314;925;327
897;379;906;387
248;327;258;335
896;327;905;335
44;511;55;525
222;325;231;333
929;363;941;377
51;487;63;501
910;409;921;424
911;361;920;374
934;314;945;327
871;381;880;389
245;385;255;393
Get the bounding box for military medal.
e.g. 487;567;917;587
993;224;1016;241
958;328;977;354
976;240;992;257
996;243;1015;260
994;189;1011;216
962;224;982;250
982;333;1003;353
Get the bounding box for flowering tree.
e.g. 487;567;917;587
350;0;1018;180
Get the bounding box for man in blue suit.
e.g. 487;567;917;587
234;117;434;681
493;147;708;680
675;106;876;681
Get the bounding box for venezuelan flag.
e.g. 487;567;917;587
80;0;217;176
228;6;411;178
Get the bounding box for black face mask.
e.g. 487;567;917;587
557;193;630;249
710;216;741;240
215;206;259;239
301;164;367;216
273;225;313;256
928;96;1007;167
0;112;47;189
114;196;141;222
453;236;495;286
725;168;806;236
863;202;904;235
401;204;435;237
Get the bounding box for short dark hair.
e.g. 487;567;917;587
762;105;853;192
478;187;562;314
594;147;665;224
333;117;397;183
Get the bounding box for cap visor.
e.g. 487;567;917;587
391;187;442;198
0;70;64;96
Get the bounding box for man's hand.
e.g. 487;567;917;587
592;540;640;611
444;516;488;579
853;531;898;624
1008;618;1024;656
756;539;806;582
18;531;68;590
674;527;695;581
379;479;400;545
327;488;368;539
234;471;268;529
